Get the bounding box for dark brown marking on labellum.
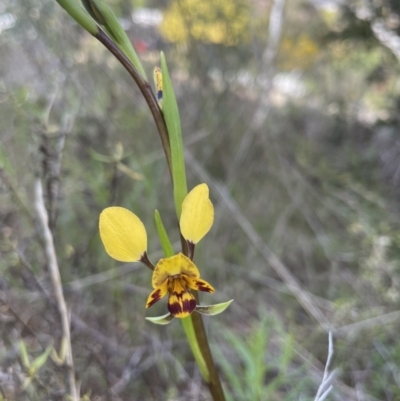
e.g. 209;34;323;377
196;280;213;292
147;289;161;307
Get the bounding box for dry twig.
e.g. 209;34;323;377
34;178;78;401
314;331;336;401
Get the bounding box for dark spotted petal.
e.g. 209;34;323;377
185;276;215;293
146;280;168;308
168;290;196;318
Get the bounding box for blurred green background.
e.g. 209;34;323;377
1;0;400;399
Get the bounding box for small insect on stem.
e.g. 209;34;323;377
153;66;163;110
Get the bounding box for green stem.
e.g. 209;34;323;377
181;317;209;380
191;310;225;400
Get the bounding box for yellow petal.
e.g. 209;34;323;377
167;278;196;318
185;276;215;293
146;280;168;308
152;253;200;288
99;207;147;262
180;184;214;244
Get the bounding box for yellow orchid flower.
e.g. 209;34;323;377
146;252;214;318
99;184;215;319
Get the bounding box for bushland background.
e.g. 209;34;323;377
1;0;400;400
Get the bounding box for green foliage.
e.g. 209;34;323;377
19;341;54;390
216;315;311;401
154;209;175;257
55;0;98;34
82;0;147;78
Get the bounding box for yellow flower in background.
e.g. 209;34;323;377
99;184;215;319
160;0;250;46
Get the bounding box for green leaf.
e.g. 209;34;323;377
154;210;175;257
31;343;53;372
195;300;234;316
145;312;175;325
160;52;188;217
81;0;106;24
19;340;30;369
55;0;98;35
83;0;147;79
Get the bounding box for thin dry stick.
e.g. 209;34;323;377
225;261;335;311
44;114;74;229
34;179;78;401
12;251;134;357
186;151;334;332
335;310;400;337
278;158;336;264
314;331;335;401
66;263;141;291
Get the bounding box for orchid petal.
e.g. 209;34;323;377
152;253;199;288
185;276;215;293
180;184;214;244
168;279;196;318
146;280;168;308
99;207;147;262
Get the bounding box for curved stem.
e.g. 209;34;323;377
94;29;172;178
